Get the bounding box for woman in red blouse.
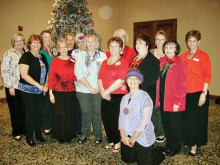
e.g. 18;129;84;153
98;37;129;153
48;39;77;143
181;30;211;156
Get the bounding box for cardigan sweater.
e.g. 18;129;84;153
155;56;187;112
119;90;155;147
135;52;160;105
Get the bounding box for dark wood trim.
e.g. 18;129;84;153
0;98;7;102
209;95;220;99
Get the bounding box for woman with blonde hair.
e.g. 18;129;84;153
75;34;106;144
150;30;167;143
1;33;27;141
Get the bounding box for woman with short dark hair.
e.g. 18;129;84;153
157;40;187;156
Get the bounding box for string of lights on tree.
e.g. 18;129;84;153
48;0;102;49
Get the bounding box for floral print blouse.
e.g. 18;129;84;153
1;48;26;89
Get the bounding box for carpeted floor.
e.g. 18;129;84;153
0;98;219;164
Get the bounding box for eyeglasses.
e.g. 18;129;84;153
155;38;166;41
14;40;23;42
164;47;176;50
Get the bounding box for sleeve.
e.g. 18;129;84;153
100;52;107;60
173;60;187;105
74;53;85;81
117;59;129;80
48;58;56;90
135;95;153;132
202;53;211;84
19;52;29;65
118;96;126;130
144;56;160;86
1;51;13;88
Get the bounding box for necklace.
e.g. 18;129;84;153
129;54;146;69
188;52;195;56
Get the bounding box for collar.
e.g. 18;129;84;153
165;55;177;64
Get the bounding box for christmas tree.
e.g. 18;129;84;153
48;0;101;46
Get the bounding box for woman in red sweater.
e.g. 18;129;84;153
156;40;187;157
181;30;211;156
48;39;77;143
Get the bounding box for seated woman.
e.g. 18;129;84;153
75;34;107;144
157;40;187;157
119;69;155;165
49;39;77;143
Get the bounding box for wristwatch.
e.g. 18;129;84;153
202;91;207;95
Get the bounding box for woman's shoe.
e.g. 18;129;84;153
14;135;22;141
189;145;197;156
105;143;114;149
95;137;102;144
113;147;121;154
78;136;87;144
189;151;197;156
26;139;36;146
43;129;51;135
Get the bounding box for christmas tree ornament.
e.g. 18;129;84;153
84;21;88;24
62;8;67;14
77;8;82;15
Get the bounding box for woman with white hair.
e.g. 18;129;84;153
1;33;27;141
106;29;136;65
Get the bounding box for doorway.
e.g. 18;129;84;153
133;19;177;49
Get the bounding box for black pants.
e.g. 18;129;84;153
161;110;182;153
181;92;209;147
121;141;152;165
5;88;25;137
41;91;51;130
101;94;123;144
21;92;43;140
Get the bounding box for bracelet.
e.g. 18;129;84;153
202;91;207;95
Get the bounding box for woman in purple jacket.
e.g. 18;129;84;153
156;40;187;157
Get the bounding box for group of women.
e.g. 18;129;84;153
1;28;211;164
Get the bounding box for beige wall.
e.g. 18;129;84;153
0;0;219;97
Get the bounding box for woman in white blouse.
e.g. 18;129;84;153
1;33;27;141
119;69;155;165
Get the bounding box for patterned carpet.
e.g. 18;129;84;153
0;99;219;164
